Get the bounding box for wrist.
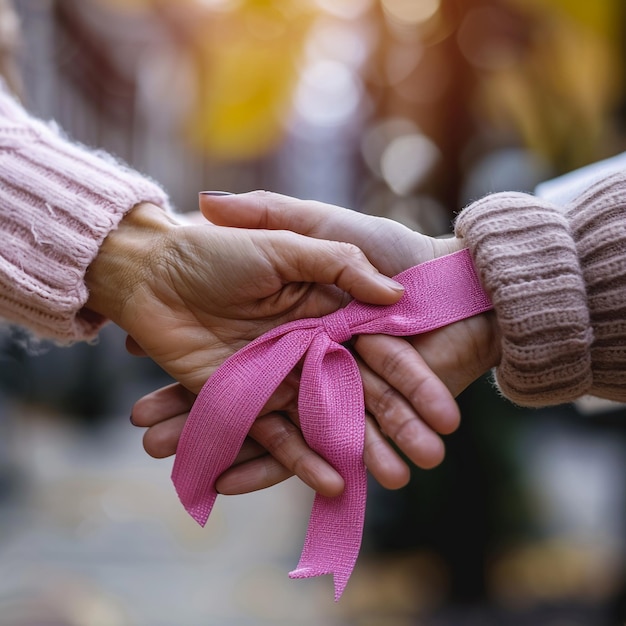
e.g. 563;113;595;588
429;237;501;393
85;202;179;325
471;310;501;373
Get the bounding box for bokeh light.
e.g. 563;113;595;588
293;59;362;128
381;0;441;26
361;116;419;178
313;0;374;21
195;0;242;10
305;18;370;69
381;132;440;195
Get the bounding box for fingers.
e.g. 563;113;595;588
409;314;500;398
131;382;195;427
199;411;345;497
142;414;186;458
219;411;414;494
215;454;295;495
202;192;407;304
363;413;411;489
356;333;461;436
200;190;337;235
131;383;193;458
140;407;346;496
132;381;345;496
244;412;345;497
354;334;460;471
199;190;444;278
131;328;461;492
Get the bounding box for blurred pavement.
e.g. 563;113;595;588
0;404;348;626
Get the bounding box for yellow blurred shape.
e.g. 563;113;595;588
506;0;621;40
478;0;622;170
186;0;318;160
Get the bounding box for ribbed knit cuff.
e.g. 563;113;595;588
565;172;626;401
0;83;171;343
454;191;593;407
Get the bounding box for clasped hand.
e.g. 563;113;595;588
126;194;500;497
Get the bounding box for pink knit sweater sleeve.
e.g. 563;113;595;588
455;171;626;407
0;81;171;343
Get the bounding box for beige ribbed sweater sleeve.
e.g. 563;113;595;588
454;172;626;407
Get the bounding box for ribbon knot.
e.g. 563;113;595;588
171;249;493;600
322;308;352;344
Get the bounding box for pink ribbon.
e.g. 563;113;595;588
171;248;493;600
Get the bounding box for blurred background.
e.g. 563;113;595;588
1;0;626;624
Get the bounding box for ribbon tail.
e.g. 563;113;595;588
288;339;366;601
289;485;366;601
172;329;313;527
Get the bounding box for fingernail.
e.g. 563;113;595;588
381;275;405;291
199;191;233;196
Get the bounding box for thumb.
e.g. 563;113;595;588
268;230;405;306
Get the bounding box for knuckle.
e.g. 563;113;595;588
378;345;412;385
406;375;439;410
369;384;404;428
248;190;275;218
337;241;365;260
249;189;273;203
290;451;312;481
251;416;296;456
363;426;389;456
392;417;419;446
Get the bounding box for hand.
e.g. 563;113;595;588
85;201;405;394
131;192;500;496
197;191;499;391
203;192;501;485
133;308;497;497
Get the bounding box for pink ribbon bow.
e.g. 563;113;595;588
172;248;493;600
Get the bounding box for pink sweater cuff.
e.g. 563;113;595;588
0;83;171;342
